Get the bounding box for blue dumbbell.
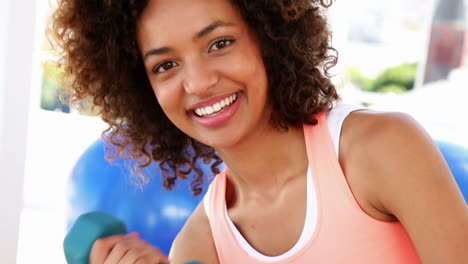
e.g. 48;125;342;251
64;211;127;264
63;211;203;264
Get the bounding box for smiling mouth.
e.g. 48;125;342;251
193;92;239;117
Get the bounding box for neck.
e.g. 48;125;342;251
215;123;309;198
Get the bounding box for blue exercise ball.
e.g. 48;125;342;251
436;140;468;203
67;137;218;255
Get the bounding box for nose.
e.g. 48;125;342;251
183;58;219;95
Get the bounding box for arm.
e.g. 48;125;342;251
344;111;468;263
169;202;219;264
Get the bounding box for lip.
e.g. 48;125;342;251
190;92;242;128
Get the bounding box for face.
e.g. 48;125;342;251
137;0;270;150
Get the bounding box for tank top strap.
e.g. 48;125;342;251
204;169;252;262
304;111;358;210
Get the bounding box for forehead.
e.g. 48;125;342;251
137;0;244;46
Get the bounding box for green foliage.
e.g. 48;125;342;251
346;67;374;92
346;62;418;94
41;62;70;112
40;61;97;116
372;62;417;93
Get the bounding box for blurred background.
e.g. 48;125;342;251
0;0;467;263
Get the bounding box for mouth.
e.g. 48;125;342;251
192;92;239;118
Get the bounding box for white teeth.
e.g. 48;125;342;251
205;106;214;115
194;93;238;117
213;103;221;112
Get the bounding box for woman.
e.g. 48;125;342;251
49;0;468;263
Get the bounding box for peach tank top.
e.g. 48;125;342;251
203;105;421;263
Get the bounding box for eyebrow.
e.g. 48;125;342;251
194;20;234;41
143;20;234;61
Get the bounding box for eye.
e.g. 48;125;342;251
209;37;235;52
152;61;179;73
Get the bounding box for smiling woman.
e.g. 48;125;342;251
48;0;468;263
137;0;271;149
48;0;338;195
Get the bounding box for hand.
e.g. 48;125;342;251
89;232;169;264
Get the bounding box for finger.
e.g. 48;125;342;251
119;244;168;264
89;234;130;264
104;238;150;264
126;232;140;239
135;252;170;264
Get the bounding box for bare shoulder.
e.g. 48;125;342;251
169;201;219;264
340;109;450;187
338;110;424;219
340;109;468;263
340;109;425;148
340;109;461;211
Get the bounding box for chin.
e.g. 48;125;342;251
198;131;244;150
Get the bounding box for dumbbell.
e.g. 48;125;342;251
64;211;201;264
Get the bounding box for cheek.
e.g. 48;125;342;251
150;83;177;114
244;59;268;97
243;48;268;88
230;51;267;88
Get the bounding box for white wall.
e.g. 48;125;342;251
0;0;36;262
0;1;108;262
0;0;9;149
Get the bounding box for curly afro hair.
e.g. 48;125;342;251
48;0;339;195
